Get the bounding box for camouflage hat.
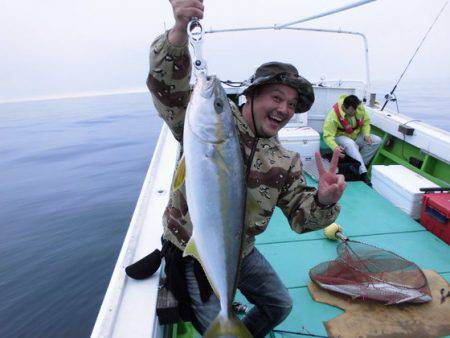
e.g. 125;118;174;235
243;61;315;113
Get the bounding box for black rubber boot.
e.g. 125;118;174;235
125;249;162;280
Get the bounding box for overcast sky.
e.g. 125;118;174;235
1;0;449;102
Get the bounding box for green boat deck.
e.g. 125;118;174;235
175;176;450;337
243;176;450;337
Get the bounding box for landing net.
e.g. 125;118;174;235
309;240;432;304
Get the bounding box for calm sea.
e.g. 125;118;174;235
0;79;448;337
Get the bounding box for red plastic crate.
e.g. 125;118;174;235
420;193;450;244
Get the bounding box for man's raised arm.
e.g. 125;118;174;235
146;0;204;142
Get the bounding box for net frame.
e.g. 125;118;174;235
309;238;431;304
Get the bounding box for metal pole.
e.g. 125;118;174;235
206;0;377;34
362;34;371;99
284;27;371;97
206;25;275;34
205;25;371;94
277;0;376;29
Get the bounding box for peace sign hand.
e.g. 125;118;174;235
314;148;346;206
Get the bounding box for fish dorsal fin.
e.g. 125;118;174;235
172;156;186;192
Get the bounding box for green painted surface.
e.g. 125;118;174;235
172;322;199;338
235;287;342;338
257;181;424;245
258;231;450;289
370;126;450;186
253;178;450;336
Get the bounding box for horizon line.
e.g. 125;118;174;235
0;88;149;105
1;76;446;105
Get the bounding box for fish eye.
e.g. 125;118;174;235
214;98;224;114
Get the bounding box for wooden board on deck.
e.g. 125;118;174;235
308;270;450;338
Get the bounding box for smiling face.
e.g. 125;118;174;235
243;83;298;138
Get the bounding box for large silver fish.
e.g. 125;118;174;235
179;72;251;337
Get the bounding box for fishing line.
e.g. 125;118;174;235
245;92;259;181
272;329;331;337
381;1;448;111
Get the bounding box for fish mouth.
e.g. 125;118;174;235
189;74;230;144
200;75;220;98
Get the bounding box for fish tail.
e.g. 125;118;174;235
204;314;252;338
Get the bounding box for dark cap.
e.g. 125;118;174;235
243;61;315;113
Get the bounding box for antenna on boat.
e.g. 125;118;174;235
381;2;448;111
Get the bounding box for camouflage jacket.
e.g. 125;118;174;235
147;31;340;257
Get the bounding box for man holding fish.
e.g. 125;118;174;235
146;0;345;336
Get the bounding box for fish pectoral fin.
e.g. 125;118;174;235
172;156;186;192
211;145;231;175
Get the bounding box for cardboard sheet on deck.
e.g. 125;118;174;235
308;270;450;338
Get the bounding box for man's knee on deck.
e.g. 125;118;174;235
271;292;293;323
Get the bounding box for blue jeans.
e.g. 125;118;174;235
185;248;293;337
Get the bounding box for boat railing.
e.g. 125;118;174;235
205;15;371;100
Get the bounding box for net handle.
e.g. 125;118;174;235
336;231;348;242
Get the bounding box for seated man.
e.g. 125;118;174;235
323;94;381;185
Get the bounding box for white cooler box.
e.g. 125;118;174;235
371;165;439;219
278;126;320;164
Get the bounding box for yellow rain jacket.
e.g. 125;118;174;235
323;94;371;150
